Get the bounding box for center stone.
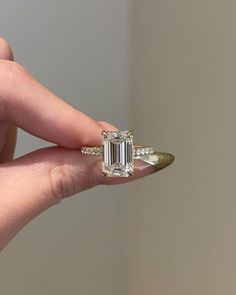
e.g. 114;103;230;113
102;130;134;177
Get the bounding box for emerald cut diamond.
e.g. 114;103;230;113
102;130;134;177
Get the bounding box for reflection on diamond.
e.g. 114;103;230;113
102;130;134;177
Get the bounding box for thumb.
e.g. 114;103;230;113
0;145;161;250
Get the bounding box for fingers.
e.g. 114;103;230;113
97;121;118;130
0;60;114;148
0;146;156;249
0;37;17;163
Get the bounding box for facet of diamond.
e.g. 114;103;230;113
136;148;141;156
102;130;134;177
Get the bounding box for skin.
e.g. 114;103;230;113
0;37;156;251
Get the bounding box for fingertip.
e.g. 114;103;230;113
97;120;119;131
0;37;14;60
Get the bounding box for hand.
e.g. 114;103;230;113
0;38;156;250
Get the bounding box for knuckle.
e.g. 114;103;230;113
46;155;102;205
47;164;77;205
0;60;30;83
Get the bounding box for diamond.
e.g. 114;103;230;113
102;130;134;177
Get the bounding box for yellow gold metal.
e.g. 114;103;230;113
127;130;134;137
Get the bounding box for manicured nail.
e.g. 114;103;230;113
138;152;175;173
132;152;174;178
99;152;175;185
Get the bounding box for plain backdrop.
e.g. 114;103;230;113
1;1;236;295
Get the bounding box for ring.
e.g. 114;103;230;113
81;130;174;177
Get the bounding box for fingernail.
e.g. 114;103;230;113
136;152;175;175
140;152;175;173
101;152;175;185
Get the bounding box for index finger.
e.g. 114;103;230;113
0;60;110;148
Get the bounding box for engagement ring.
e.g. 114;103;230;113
81;130;174;177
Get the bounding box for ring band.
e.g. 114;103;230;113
81;145;155;157
81;130;174;177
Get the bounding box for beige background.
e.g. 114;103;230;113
127;1;236;294
1;0;236;294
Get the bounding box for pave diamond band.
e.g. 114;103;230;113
81;146;155;157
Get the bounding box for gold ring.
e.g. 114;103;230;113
81;130;174;177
